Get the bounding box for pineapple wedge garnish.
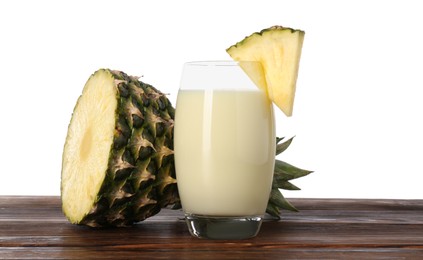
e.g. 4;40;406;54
227;25;305;116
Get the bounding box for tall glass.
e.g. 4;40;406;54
174;61;276;239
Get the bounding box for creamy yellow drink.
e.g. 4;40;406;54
174;89;275;217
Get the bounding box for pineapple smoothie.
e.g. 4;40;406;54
174;88;275;217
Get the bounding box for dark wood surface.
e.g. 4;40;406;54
0;196;422;259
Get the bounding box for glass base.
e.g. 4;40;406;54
185;214;263;239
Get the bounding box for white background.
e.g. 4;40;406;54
0;0;422;199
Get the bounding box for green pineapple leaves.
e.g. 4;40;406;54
275;136;293;154
266;137;313;219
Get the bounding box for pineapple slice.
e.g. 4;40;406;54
61;70;117;224
227;26;305;116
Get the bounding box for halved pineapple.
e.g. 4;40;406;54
227;26;305;116
61;69;178;227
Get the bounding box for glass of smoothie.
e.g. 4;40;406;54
174;61;275;239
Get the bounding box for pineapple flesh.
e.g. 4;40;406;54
61;69;178;227
227;26;305;116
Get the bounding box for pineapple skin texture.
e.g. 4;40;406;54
61;69;179;227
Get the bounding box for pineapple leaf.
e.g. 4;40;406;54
273;173;301;190
274;159;313;181
276;136;284;143
269;189;298;213
268;137;313;217
276;136;294;155
265;202;282;220
273;179;301;190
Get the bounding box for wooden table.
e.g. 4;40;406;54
0;196;422;259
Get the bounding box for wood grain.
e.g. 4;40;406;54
0;196;422;259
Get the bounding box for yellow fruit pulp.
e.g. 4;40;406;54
227;26;305;116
